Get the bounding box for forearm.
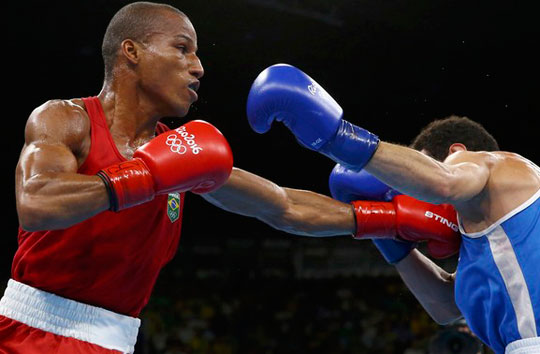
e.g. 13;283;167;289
395;249;461;324
17;172;110;231
365;142;453;204
276;187;355;236
365;142;493;205
203;168;355;236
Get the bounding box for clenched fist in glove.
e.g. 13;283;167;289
97;120;233;211
329;164;460;262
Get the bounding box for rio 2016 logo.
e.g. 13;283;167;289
165;126;204;155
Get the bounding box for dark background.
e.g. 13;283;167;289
4;0;539;353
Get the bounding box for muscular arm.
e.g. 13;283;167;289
201;168;355;236
395;249;462;324
16;100;110;231
365;142;492;205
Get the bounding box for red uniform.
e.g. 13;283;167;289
0;97;185;353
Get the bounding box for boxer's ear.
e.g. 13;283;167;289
121;39;142;65
448;143;467;155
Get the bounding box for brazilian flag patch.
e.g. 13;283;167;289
167;193;181;223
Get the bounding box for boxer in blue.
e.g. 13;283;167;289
247;64;540;354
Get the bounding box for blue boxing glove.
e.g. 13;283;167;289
329;164;416;264
247;64;379;171
329;164;401;204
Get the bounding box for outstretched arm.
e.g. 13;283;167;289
201;168;356;237
246;64;492;206
365;142;492;205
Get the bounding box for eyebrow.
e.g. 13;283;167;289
174;34;195;42
173;34;198;51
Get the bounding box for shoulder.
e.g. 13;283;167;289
445;150;532;169
27;99;89;133
25;98;91;150
488;151;540;188
443;150;498;168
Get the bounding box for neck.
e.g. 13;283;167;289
98;78;162;145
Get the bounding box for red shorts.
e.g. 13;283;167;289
0;315;121;354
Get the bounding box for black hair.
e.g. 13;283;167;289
411;115;499;161
101;2;185;81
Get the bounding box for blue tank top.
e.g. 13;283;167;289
455;189;540;354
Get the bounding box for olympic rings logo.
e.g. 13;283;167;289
165;126;204;155
166;134;188;154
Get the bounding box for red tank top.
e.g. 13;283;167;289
12;97;185;317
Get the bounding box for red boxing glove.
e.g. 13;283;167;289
351;195;461;259
97;120;234;211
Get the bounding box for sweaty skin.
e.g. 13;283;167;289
366;142;540;233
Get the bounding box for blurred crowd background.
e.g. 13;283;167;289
5;0;538;353
133;234;487;354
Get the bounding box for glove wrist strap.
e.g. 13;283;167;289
97;159;155;212
351;201;397;239
320;120;380;171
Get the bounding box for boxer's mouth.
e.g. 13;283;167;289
188;81;200;92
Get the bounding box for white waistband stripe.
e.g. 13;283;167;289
505;337;540;354
0;279;140;353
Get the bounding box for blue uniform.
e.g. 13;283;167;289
455;189;540;353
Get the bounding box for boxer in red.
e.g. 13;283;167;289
0;2;460;353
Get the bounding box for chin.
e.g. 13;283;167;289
176;108;190;118
169;102;191;118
